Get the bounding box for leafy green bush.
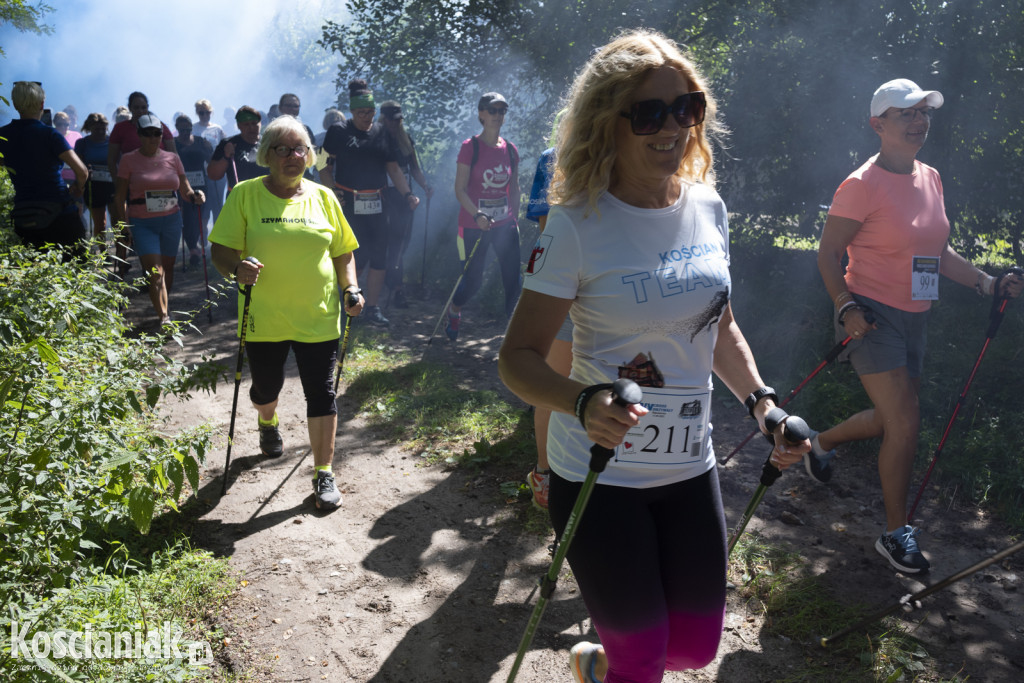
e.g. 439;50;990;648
0;239;215;593
1;540;235;682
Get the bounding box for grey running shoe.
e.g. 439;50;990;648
875;525;930;573
364;305;389;326
259;421;284;458
313;470;342;510
804;430;835;483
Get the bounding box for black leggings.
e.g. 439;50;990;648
340;191;388;271
452;223;521;318
245;339;338;417
548;467;727;681
383;187;414;290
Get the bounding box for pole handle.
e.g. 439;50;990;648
758;409;809;486
587;379;642;474
236;256;261;295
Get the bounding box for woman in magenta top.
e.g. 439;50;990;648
809;79;1023;575
112;114;204;325
446;92;521;341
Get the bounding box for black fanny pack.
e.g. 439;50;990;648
10;200;66;232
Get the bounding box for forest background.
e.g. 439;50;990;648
2;1;1024;680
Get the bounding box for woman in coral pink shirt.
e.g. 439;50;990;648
810;79;1023;575
112;114;204;325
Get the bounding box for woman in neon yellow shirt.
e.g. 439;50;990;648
210;116;364;511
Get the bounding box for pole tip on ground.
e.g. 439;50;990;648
820;637;829;648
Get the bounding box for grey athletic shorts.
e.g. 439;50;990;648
838;293;930;378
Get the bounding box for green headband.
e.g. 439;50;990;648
350;93;375;110
236;111;261;123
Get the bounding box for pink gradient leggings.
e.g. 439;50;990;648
549;467;727;682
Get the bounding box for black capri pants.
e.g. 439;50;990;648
245;338;339;417
339;190;388;271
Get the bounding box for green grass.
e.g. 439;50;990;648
730;533;967;682
0;539;244;682
341;335;535;467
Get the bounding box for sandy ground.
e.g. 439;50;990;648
137;261;1024;683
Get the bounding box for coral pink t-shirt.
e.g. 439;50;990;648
117;148;185;219
828;157;950;312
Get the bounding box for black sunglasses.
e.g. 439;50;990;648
139;129;162;138
486;106;508;116
620;92;706;135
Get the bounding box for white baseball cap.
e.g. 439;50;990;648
136;113;162;131
870;79;943;117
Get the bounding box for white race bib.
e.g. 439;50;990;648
616;386;711;468
185;170;206;188
144;190;178;213
911;255;940;301
478;197;509;221
353;190;382;215
90;166;112;183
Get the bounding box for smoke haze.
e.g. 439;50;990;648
0;0;347;128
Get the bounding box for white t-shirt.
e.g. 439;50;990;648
194;121;226;147
524;184;731;488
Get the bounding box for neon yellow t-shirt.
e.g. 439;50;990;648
209;178;359;342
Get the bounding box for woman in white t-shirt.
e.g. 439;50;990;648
498;30;807;683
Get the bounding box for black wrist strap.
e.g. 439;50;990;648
575;383;613;428
745;386;777;419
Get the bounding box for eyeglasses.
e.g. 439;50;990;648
620;91;706;135
882;106;935;123
486;107;508;116
139;129;162;138
273;145;309;157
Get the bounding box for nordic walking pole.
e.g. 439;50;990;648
420;194;430;290
907;267;1023;522
821;537;1024;647
333;290;361;394
425;238;481;347
720;311;875;465
727;409;810;554
180;226;188;272
222;256;262;495
198;204;212;323
506;378;643;683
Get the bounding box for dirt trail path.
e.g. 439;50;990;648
141;268;1024;682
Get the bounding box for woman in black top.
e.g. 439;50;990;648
0;81;88;257
321;79;419;325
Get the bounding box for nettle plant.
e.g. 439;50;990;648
0;241;216;592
